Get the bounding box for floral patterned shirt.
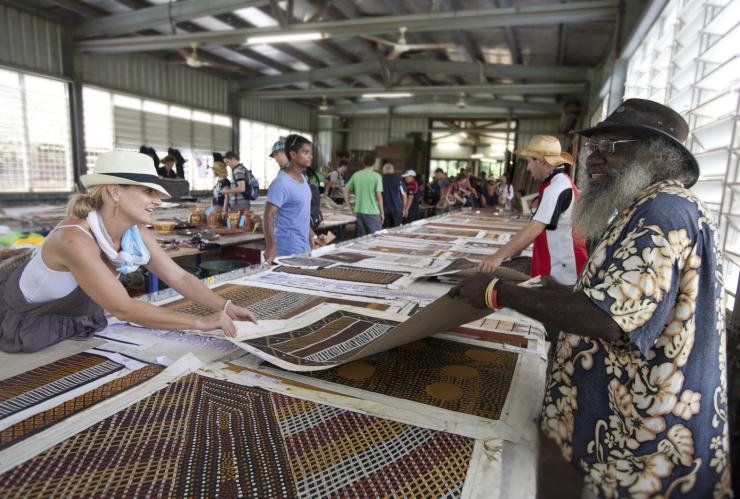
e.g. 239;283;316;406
541;180;731;498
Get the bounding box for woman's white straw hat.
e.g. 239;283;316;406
80;151;171;198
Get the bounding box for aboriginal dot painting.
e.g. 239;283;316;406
297;337;519;420
0;374;475;498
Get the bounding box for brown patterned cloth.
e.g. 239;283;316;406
0;352;125;420
273;265;406;285
244;310;399;368
0;374;474;498
163;283;389;319
295;337;519;420
1;364;162;449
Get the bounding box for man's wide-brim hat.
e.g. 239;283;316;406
515;135;572;166
571;98;699;188
80;151;171;198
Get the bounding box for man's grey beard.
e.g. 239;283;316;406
573;138;687;241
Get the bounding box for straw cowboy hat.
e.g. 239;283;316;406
571;98;699;187
80;151;171;198
515;135;572;166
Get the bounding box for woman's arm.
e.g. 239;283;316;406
56;231;228;332
141;228;257;325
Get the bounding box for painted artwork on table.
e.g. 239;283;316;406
0;374;475;498
0;352;127;420
287;337;519;420
273;265;408;286
365;245;439;256
317;252;372;264
163;283;390;320
1;365;162;450
408;226;481;238
233;295;492;372
386;233;457;242
273;256;338;268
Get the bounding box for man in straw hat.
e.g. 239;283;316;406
478;135;587;286
451;99;730;497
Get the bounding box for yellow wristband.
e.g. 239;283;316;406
484;279;499;310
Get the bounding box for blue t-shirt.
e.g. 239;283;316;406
266;171;312;256
541;180;731;498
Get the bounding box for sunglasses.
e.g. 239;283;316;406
584;139;638;156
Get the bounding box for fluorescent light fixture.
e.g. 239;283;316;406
245;32;326;45
361;92;414;99
471;153;484;159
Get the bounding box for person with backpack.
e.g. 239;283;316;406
263;135;320;261
221;151;259;211
305;166;324;232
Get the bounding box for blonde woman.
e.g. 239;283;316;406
0;151;256;353
211;152;231;212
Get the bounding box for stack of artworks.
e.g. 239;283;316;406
0;373;476;498
273;265;407;286
164;283;390;320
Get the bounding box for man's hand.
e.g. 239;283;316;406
379;212;384;225
402;208;409;219
477;254;504;273
310;237;321;249
448;272;496;309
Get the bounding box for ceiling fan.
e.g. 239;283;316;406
318;96;334;114
174;43;241;71
363;27;457;61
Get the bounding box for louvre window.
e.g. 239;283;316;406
0;67;73;193
82;86;233;192
624;0;740;309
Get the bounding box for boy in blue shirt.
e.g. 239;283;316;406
263;134;320;260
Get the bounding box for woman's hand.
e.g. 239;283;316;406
226;304;258;324
199;311;237;337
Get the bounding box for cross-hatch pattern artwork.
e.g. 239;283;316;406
0;353;125;420
0;365;163;450
244;310;399;367
295;337;519;420
0;374;474;498
164;284;389;319
273;265;406;285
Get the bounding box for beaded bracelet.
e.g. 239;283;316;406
484;278;500;310
223;299;232;314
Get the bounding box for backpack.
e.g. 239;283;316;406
242;169;260;201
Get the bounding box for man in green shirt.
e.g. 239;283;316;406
343;154;384;236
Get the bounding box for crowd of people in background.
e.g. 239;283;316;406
427;166;523;213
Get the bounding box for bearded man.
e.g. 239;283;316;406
451;99;731;498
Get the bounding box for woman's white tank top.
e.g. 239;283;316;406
18;225;93;303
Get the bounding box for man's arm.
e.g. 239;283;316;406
478;220;545;272
263;202;278;261
375;191;384;224
449;273;621;342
